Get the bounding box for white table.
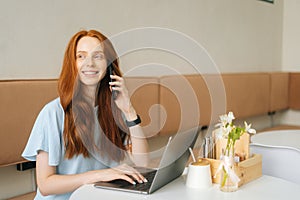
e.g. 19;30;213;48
250;129;300;184
70;174;300;200
251;129;300;151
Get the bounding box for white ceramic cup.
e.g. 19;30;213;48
186;159;212;189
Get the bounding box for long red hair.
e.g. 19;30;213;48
58;30;128;161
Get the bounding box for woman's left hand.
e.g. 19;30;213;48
109;75;137;120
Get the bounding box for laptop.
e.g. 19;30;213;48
94;126;200;194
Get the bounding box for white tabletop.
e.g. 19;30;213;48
70;174;300;200
251;129;300;152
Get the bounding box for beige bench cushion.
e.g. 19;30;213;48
159;75;211;135
269;72;289;112
158;73;271;135
0;80;58;167
289;73;300;110
125;77;160;137
159;74;225;135
0;73;299;166
222;73;270;119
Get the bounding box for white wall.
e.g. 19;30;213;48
0;0;297;198
282;0;300;71
280;0;300;126
0;0;284;80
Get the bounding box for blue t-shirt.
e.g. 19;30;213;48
22;98;121;200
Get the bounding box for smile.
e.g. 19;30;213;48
82;71;99;75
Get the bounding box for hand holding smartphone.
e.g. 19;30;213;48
108;64;119;100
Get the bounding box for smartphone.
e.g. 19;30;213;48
108;64;118;100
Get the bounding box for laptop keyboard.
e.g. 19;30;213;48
132;170;156;190
108;169;157;191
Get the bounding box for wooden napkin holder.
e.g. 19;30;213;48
206;154;262;187
206;133;262;187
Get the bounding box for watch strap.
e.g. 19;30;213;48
126;115;141;127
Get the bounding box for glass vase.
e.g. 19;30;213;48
219;152;239;192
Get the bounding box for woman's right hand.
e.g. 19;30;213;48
84;164;147;185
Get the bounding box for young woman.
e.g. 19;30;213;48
22;29;149;200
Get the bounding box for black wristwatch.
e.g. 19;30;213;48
125;115;141;127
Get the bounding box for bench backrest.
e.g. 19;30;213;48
1;72;299;166
0;80;58;167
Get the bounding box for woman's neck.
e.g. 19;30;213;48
83;85;98;107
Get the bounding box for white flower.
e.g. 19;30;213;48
216;111;235;128
214;112;256;147
227;112;235;124
244;121;256;134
